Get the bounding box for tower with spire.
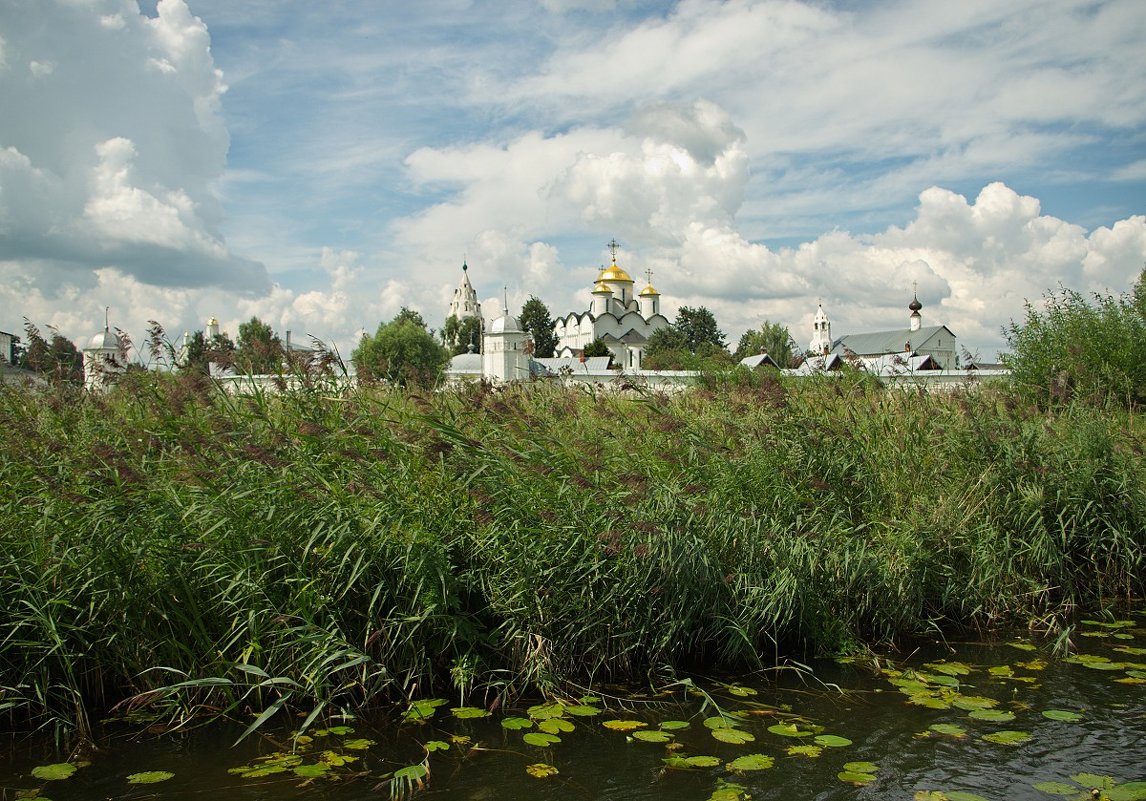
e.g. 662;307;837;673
908;283;923;332
809;302;832;355
448;259;482;322
82;307;128;390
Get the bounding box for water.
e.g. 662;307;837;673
4;617;1144;801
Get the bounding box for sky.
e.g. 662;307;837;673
1;0;1144;363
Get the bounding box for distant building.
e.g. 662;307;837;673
0;330;18;365
82;311;128;391
552;240;670;370
817;290;959;370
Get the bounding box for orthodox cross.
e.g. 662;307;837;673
645;269;654;285
608;238;620;262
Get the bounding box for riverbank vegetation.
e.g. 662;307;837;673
2;364;1143;738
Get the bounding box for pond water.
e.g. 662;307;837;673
4;614;1144;801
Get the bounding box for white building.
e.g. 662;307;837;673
82;311;128;390
448;260;482;323
553;242;670;370
820;291;959;370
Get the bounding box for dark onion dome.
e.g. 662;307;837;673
909;293;923;312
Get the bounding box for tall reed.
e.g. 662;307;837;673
0;369;1142;737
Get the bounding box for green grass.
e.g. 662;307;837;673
1;369;1143;737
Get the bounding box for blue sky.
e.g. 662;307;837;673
2;0;1144;360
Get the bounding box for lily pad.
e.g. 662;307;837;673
602;720;647;732
726;754;774;771
787;744;823;757
969;709;1016;722
32;764;77;781
1033;780;1083;795
768;722;813;738
501;717;533;730
929;723;968;737
925;661;972;676
522;732;561;747
660;720;691;730
343;738;375;750
844;761;879;773
527;702;567;720
663;754;722;769
632;729;673;743
814;734;853;747
952;695;999;711
126;771;174;784
451;706;491;719
538;718;575;734
981;730;1032;745
839;770;877;785
291;763;330;778
525;763;559;778
1109;781;1146;801
1041;709;1082;722
403;698;448;721
704;715;738;730
711;728;756;745
564;704;601;717
423;740;449;752
1008;642;1038;651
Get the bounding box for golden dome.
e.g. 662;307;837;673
639;284;659;296
598;261;634;284
593;281;612;293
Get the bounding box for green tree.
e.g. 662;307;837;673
519;296;558;358
182;330;236;374
1003;267;1146;408
442;314;482;355
734;321;797;366
20;320;83;384
581;337;612;365
235;317;282;373
676;306;725;353
353;309;449;387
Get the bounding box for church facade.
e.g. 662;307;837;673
552;242;670;370
810;290;958;370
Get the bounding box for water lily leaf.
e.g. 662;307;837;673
813;734;852;747
450;734;471;746
969;709;1015;722
343;738;375;750
1032;780;1083;795
451;706;490;719
768;722;812;737
663;754;722;769
393;764;428;781
522;732;561;747
703;715;738;730
404;698;448;721
1017;659;1048;671
527;702;567;720
564;705;601;717
538;718;575;734
929;723;967;737
602;720;647;732
711;728;755;745
981;730;1031;745
230;765;287;778
291;763;330;778
1114;646;1146;656
726;754;774;771
501;717;533;730
322;725;354;735
924;674;962;688
1071;773;1114;790
320;751;357;767
660;720;691;730
944;792;991;801
725;685;758;697
126;771;174;784
952;695;999;711
925;661;972;676
1041;710;1082;722
839;771;877;785
32;764;77;781
787;744;823;757
423;740;449;752
632;729;673;743
989;665;1014;677
708;779;749;801
526;763;559;778
844;761;879;773
1108;780;1146;801
1008;642;1038;651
